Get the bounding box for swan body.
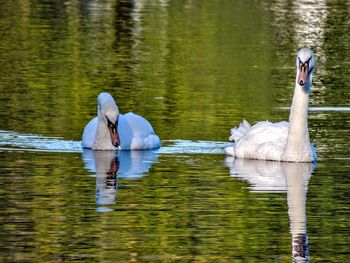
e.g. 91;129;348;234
225;48;317;162
82;92;161;150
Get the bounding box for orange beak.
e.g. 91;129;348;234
297;63;309;86
107;119;120;147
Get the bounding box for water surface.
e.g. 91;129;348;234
0;0;349;262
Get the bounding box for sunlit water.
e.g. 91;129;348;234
0;0;349;262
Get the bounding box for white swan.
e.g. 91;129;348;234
82;92;161;150
225;48;317;162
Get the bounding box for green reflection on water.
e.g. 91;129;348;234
0;0;349;262
0;0;275;142
0;151;291;262
0;150;349;262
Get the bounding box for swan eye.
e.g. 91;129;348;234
105;115;113;126
298;56;313;73
298;58;305;70
305;56;312;67
298;56;312;68
105;115;118;129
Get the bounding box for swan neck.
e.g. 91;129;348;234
93;115;115;150
282;80;312;161
289;83;310;135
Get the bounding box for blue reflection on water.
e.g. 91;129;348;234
0;130;231;213
0;130;231;155
0;130;82;152
82;149;159;212
82;149;159;179
159;140;232;155
276;106;350;112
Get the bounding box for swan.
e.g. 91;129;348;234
82;92;161;150
225;48;317;162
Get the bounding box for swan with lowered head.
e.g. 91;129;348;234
82;92;161;150
225;48;317;162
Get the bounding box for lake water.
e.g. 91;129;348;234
0;1;349;262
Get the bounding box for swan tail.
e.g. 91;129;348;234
229;119;251;142
224;145;235;156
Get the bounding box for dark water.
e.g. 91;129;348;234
0;1;349;262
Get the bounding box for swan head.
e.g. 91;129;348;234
296;48;315;90
97;92;120;147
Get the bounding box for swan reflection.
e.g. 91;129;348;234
82;149;158;212
226;157;315;263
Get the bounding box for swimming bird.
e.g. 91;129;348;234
225;48;317;162
82;92;161;150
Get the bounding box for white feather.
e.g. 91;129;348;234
225;48;317;162
229;119;251;142
82;93;160;151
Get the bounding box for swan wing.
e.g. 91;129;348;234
119;113;160;150
226;120;289;161
236;121;289;160
229;119;251;142
82;117;98;149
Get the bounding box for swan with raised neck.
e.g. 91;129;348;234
225;48;317;162
282;48;316;162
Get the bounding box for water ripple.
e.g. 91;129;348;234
0;130;82;153
276;106;350;112
0;130;231;155
158;140;232;155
